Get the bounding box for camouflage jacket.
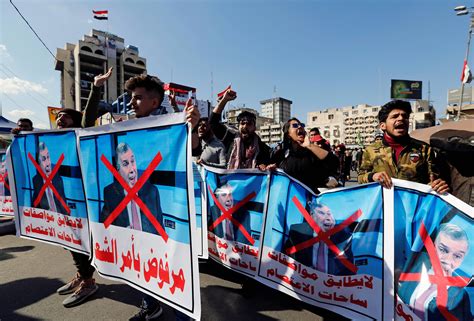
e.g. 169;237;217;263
358;137;437;184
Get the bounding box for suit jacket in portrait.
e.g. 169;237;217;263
208;205;252;245
285;222;355;275
100;180;163;235
32;173;68;215
397;252;472;321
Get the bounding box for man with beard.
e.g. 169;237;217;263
358;100;449;194
209;88;270;169
100;142;163;233
195;117;226;168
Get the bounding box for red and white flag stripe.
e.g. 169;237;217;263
461;60;472;84
93;10;108;20
217;84;232;98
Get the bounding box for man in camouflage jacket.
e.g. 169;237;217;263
358;100;449;194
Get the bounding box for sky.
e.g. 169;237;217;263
0;0;471;128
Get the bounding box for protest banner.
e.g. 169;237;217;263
77;113;200;320
257;170;384;320
8;130;90;254
0;149;14;216
193;163;208;258
393;179;474;321
204;166;269;277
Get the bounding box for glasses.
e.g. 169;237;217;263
290;122;305;129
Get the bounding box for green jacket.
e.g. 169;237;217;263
358;137;437;184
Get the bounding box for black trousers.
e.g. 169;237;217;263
70;251;95;279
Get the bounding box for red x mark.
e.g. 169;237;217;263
207;185;256;245
285;196;361;274
27;152;70;214
399;222;470;321
100;152;169;242
0;172;10;191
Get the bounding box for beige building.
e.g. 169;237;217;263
260;97;292;123
259;123;285;145
307;100;436;147
55;29;147;111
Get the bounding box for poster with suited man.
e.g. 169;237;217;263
32;142;68;215
393;181;474;321
9;130;90;253
99;142;163;234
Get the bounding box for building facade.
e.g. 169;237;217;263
55;29;147;111
307;100;436;147
260;97;292;123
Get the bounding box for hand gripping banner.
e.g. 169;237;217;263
77;113;200;320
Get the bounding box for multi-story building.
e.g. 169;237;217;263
55;29;147;111
307;100;436;147
307;104;381;147
259;123;284;145
260;97;292;123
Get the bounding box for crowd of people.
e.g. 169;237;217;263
9;71;473;320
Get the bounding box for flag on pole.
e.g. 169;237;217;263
93;10;108;20
461;60;472;84
217;84;232;98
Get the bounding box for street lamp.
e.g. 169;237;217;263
454;5;474;120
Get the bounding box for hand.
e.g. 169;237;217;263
11;127;20;135
196;159;203;165
94;67;113;87
266;164;277;171
257;164;267;171
326;176;338;188
372;171;392;189
429;178;449;194
222;89;237;102
300;136;311;148
168;90;177;107
185;98;200;129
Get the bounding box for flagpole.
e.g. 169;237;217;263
457;17;473;120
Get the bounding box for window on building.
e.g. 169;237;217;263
417;107;424;112
312;116;318;121
352;110;358;115
328;114;334;120
343;112;349;117
372;108;378;112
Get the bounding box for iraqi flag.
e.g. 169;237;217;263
93;10;108;20
217;84;232;98
461;60;472;84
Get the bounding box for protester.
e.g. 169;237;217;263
309;127;331;152
431;129;474;206
209;88;270;169
49;107;99;308
358;100;449;193
334;144;346;186
84;68;199;321
267;118;339;193
344;148;352;181
194;117;226;168
374;129;383;144
11;118;33;135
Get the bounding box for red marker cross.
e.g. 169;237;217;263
208;185;256;245
28;152;70;214
100;152;168;242
285;196;361;274
399;222;471;321
0;172;10;191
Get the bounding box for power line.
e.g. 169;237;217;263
9;0;57;61
1;93;47;125
0;64;53;106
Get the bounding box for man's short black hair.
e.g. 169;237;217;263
125;74;165;107
237;111;256;123
309;127;320;134
378;100;412;123
18;118;33;127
